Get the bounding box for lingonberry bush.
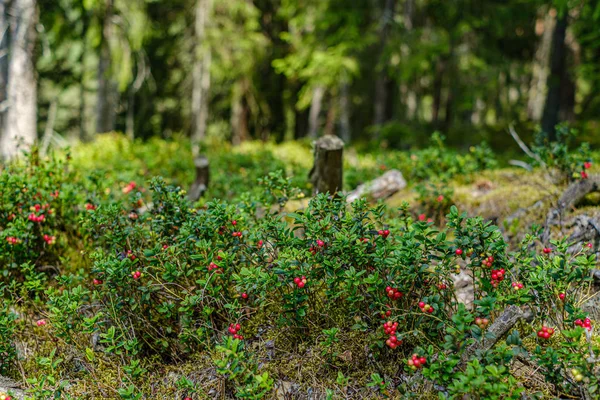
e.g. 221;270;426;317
0;147;598;398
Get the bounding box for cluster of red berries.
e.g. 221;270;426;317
85;203;97;211
417;214;433;223
490;268;505;287
575;318;592;331
537;326;555;339
482;255;494;268
28;213;45;223
31;203;51;213
131;270;142;280
418;301;434;313
93;278;103;285
231;231;243;237
228;323;243;340
407;354;427;370
437;283;447;290
126;250;136;260
511;282;524;290
475;317;489;329
0;392;13;400
542;247;552;254
43;234;56;245
36;319;46;327
385;286;403;300
580;162;592;179
382;320;401;349
378;229;390;238
122;181;137;194
5;237;18;245
208;261;222;273
293;276;307;288
309;239;326;255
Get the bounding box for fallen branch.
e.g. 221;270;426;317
346;169;406;203
508;159;533;171
508;125;545;167
460;305;533;368
542;175;600;244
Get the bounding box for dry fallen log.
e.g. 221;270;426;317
0;375;24;399
188;155;210;202
542;174;600;244
460;305;533;368
309;135;344;196
346;169;406;203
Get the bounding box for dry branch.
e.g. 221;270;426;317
346;169;406;203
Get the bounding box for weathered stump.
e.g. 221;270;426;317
188;155;210;202
309;135;344;196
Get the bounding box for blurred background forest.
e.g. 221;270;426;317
1;0;600;160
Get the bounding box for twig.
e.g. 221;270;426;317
508;160;533;171
508;125;545;167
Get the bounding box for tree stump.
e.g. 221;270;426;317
188;155;209;202
309;135;344;196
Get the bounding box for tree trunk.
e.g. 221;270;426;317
191;0;212;156
307;85;325;138
231;80;248;146
432;60;445;125
339;82;351;143
372;0;396;138
95;0;117;134
541;12;567;140
528;8;554;122
0;2;9;131
1;0;38;161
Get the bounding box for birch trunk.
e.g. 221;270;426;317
307;85;325;138
191;0;212;156
2;0;38;161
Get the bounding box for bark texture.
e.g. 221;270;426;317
188;155;209;202
191;0;212;156
309;135;344;195
1;0;37;160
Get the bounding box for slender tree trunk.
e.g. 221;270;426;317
373;0;396;138
1;0;38;161
307;85;325;138
324;96;336;137
0;2;9;132
191;0;212;156
432;59;445;125
339;82;351;142
528;8;554;121
95;0;117;134
541;12;567;140
231;80;249;146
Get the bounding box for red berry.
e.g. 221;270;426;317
455;249;463;256
543;247;552;254
231;220;237;226
241;293;248;299
559;293;565;300
418;302;425;308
